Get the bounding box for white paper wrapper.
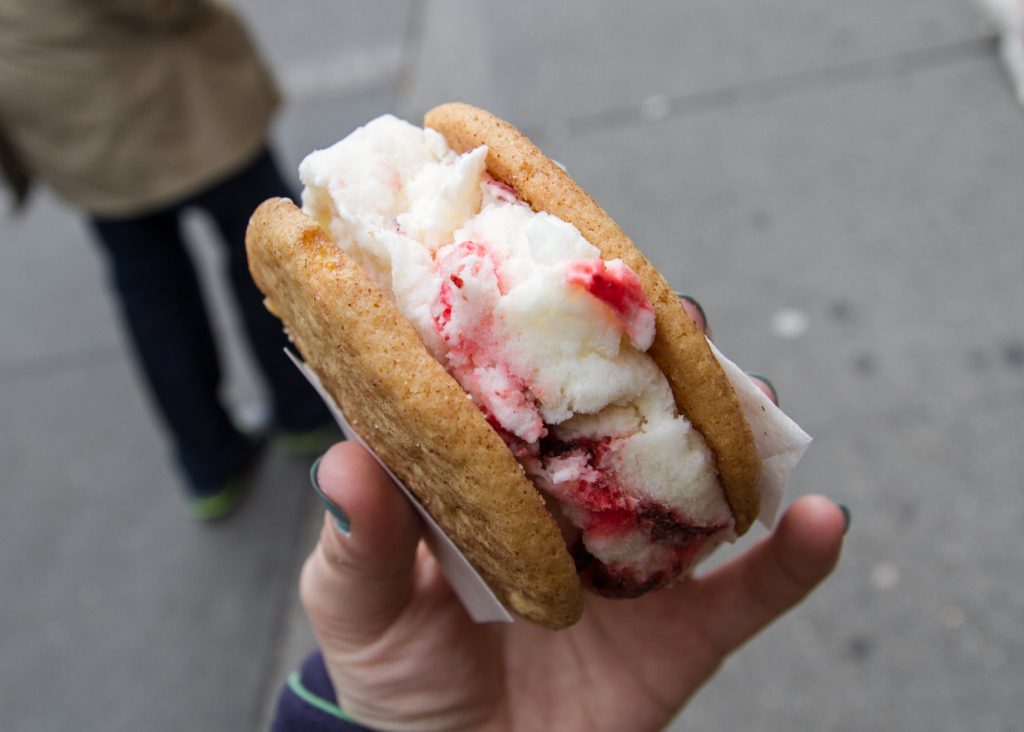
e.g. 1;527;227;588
708;341;812;528
287;337;811;623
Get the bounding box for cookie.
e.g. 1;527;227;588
246;197;583;629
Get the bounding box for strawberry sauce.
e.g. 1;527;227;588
432;240;546;443
530;435;728;597
564;259;656;349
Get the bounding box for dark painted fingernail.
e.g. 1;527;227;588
837;502;851;535
747;372;779;406
310;455;350;533
674;292;708;332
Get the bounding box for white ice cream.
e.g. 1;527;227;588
300;114;734;594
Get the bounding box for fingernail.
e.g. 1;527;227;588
747;372;779;406
674;292;708;332
310;455;350;533
837;502;851;535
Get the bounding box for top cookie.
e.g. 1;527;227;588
424;102;761;534
246;197;583;629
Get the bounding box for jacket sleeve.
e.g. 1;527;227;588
271;651;379;732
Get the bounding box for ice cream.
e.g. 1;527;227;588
299;115;735;596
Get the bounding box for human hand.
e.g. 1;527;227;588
300;298;845;732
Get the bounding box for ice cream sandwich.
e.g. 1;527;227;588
246;103;761;629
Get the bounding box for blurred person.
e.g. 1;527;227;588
0;0;336;519
270;300;849;732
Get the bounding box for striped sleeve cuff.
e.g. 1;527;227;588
270;651;376;731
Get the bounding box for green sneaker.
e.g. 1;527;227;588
188;438;265;521
277;424;343;459
189;478;249;521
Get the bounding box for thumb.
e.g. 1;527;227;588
300;441;424;649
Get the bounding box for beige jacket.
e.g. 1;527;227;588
0;0;279;216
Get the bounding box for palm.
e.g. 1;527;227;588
496;590;724;731
324;499;841;732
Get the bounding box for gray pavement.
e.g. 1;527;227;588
2;1;1022;730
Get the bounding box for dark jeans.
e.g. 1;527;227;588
91;148;330;495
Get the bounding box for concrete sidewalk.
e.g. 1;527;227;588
2;2;1022;730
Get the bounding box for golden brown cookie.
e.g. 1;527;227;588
424;102;761;534
246;197;582;629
